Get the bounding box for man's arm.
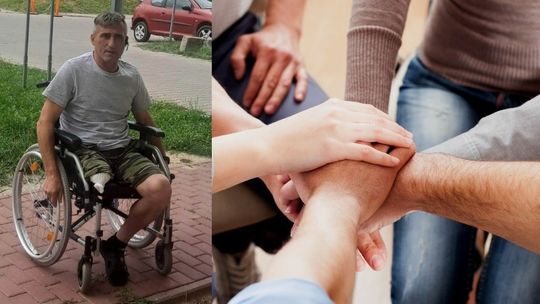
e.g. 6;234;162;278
132;110;166;157
395;154;540;254
356;97;540;264
230;0;308;116
36;99;64;204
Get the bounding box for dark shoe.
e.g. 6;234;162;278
100;239;129;286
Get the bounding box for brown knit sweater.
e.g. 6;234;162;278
346;0;540;112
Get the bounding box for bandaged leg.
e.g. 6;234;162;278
90;172;112;194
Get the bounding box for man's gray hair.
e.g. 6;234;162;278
94;12;127;33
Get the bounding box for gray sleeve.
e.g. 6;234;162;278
132;72;151;113
42;61;75;108
426;95;540;161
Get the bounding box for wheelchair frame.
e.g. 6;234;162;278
12;121;175;293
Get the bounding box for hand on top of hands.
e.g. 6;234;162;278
263;99;413;176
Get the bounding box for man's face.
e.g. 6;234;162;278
91;24;127;68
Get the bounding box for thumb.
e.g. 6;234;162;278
280;179;299;201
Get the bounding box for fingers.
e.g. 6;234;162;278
294;66;308;101
243;58;271;110
388;143;417;167
372;143;390;153
47;192;58;205
357;230;387;271
351;124;413;148
350;112;411;139
276;174;290;184
343;143;401;167
284;200;302;220
356;250;367;272
325;102;411;138
330;99;393;120
230;35;252;80
250;55;291;116
280;179;300;201
264;63;296;115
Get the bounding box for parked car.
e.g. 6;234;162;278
131;0;212;42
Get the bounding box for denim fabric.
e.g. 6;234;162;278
392;56;540;304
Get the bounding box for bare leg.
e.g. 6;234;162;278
116;174;171;243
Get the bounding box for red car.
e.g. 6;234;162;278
131;0;212;42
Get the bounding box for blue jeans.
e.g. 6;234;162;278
392;56;540;304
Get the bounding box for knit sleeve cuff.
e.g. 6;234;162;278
345;26;402;113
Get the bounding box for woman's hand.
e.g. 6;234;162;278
261;98;413;175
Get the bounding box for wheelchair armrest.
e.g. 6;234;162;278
55;129;83;151
128;121;165;138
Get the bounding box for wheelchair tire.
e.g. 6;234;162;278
155;240;173;275
105;199;163;249
12;144;72;266
77;258;92;293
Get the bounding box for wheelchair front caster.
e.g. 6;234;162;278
155;240;173;275
78;257;92;293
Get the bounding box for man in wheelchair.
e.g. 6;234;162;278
35;12;171;286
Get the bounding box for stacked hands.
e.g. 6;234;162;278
260;98;417;272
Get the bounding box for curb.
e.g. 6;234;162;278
147;277;212;303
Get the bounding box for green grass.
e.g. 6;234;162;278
116;287;154;304
0;60;210;186
0;0;140;15
131;101;211;157
138;41;211;61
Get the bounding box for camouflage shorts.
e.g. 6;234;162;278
74;140;165;188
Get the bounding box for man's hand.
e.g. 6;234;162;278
353;154;421;271
291;145;415;221
43;173;62;206
231;24;307;116
285;145;415;270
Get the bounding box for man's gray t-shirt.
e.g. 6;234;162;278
43;52;151;150
427;94;540;161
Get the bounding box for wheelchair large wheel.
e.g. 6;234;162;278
105;198;163;249
12;145;71;266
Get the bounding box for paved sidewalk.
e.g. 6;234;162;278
0;11;211;113
0;160;211;303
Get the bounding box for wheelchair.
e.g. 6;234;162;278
11;121;175;293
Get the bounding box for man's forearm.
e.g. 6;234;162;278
401;153;540;253
36;120;59;177
263;194;361;303
265;0;306;39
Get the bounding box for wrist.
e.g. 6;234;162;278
394;154;428;212
262;22;301;43
308;192;362;228
246;127;278;176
